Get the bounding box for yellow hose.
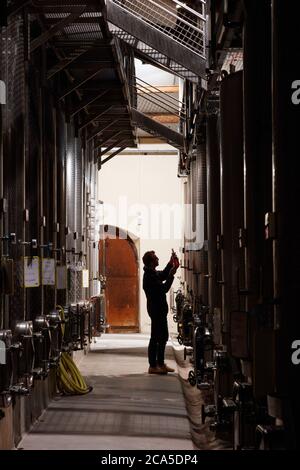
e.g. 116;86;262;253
57;352;91;395
56;305;92;395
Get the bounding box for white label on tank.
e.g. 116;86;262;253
0;340;6;365
0;80;6;105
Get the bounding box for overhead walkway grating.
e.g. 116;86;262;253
106;0;207;81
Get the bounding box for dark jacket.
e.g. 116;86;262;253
143;262;174;316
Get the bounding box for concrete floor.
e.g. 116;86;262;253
18;334;195;450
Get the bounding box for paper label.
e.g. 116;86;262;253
42;258;56;286
23;257;40;288
82;269;89;288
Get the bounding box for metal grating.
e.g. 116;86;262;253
44;11;104;41
110;24;199;83
110;0;206;57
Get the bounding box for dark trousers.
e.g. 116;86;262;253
148;313;169;367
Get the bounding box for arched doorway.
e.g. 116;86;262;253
99;226;139;333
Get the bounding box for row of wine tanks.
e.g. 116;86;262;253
175;66;294;449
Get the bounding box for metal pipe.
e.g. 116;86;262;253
206;114;221;313
53;105;58;308
23;9;29;321
0;97;3;329
196;139;208;305
56;105;67;308
104;149;177;156
38;45;46;316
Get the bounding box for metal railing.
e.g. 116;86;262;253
109;24;199;82
110;0;206;59
131;76;186;120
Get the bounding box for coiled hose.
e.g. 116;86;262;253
56;305;92;395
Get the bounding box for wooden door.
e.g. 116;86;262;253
99;235;139;332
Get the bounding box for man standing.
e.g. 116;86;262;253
142;250;179;374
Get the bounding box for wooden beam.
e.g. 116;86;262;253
138;137;165;144
147;114;180;124
138;85;179;95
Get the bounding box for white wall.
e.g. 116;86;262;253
98;150;182;333
135;59;178;86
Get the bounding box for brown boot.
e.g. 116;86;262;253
148;366;168;375
159;363;175;373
